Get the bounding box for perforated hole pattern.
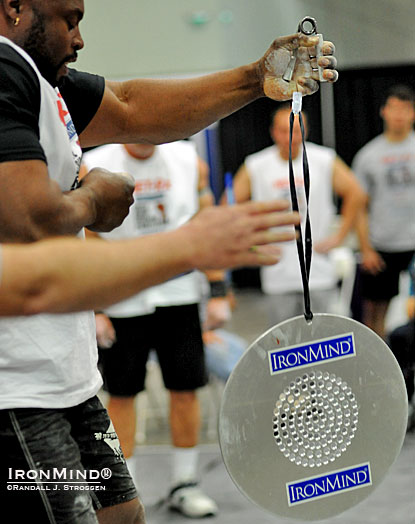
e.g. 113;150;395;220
272;371;359;468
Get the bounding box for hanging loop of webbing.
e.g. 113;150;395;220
288;96;313;322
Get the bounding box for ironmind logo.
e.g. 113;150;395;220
268;333;356;375
286;463;372;506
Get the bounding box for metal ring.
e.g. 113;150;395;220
298;16;317;35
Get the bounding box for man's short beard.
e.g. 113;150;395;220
21;7;60;85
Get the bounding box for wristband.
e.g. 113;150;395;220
209;280;228;298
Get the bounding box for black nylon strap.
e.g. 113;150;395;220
288;110;313;322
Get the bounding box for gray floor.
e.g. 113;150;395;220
135;436;415;524
123;287;415;524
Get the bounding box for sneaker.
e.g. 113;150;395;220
169;482;218;518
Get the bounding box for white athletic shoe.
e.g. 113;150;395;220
169;483;218;518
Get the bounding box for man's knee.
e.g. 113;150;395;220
96;497;145;524
133;499;146;524
125;497;146;524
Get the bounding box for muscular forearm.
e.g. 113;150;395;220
0;161;135;242
0;231;195;315
0;187;96;243
81;33;339;148
124;65;262;143
0;161;97;243
4;189;98;243
81;33;340;148
35;186;98;239
81;65;262;147
0;200;298;315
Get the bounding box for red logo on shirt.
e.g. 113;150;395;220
56;93;69;126
134;178;171;194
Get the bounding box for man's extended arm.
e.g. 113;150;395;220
0;200;299;315
79;35;337;148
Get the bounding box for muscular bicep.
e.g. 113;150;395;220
79;81;138;148
79;79;173;147
80;70;257;147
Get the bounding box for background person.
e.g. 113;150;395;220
82;141;230;518
230;104;364;325
352;84;415;340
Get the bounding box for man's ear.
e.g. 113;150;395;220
11;0;21;12
4;0;22;18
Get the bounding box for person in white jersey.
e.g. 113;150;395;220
83;141;227;517
231;103;364;325
0;1;338;522
352;85;415;340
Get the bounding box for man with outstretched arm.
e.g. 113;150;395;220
0;1;338;522
0;200;297;315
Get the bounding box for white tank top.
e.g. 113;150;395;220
0;37;101;409
246;143;337;294
82;141;201;317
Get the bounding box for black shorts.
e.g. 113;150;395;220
360;250;415;301
0;396;138;523
99;304;208;396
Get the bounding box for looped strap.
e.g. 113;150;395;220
288;110;313;322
